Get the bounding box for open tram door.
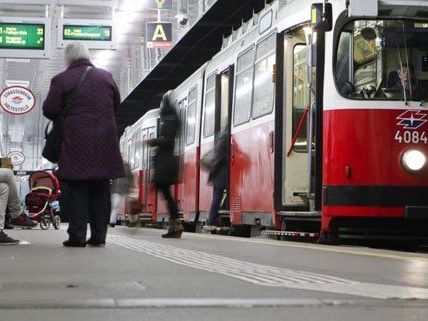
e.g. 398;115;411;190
275;3;331;235
276;30;323;233
214;66;234;225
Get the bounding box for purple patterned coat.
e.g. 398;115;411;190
42;59;125;180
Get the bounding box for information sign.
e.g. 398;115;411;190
7;151;25;166
146;22;173;48
0;23;44;50
58;19;116;50
149;0;172;10
0;86;36;115
63;25;112;41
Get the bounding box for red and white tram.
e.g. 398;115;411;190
122;0;428;242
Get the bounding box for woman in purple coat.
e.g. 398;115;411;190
43;42;124;247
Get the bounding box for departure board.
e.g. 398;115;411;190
0;23;45;49
63;25;112;41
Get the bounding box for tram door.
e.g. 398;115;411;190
144;128;157;216
282;30;313;208
176;100;187;213
141;129;148;209
215;68;233;212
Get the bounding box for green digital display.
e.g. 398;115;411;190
63;25;112;41
0;23;45;50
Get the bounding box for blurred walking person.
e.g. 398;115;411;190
110;159;134;227
147;92;183;238
43;42;125;247
206;130;228;227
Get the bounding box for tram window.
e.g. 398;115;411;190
292;45;308;152
204;74;216;137
186;87;197;145
335;19;428;101
234;48;254;126
129;137;135;169
134;131;143;168
253;35;276;119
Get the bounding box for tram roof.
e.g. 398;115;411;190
117;0;272;135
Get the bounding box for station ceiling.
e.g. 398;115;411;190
117;0;273;135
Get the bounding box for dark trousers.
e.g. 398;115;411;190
61;180;111;242
157;184;178;220
208;188;223;224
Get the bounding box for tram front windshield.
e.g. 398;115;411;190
336;19;428;102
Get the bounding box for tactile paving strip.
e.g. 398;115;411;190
107;234;428;300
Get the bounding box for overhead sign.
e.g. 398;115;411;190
146;22;173;48
63;25;112;41
0;23;45;50
150;0;172;10
0;18;50;59
58;19;116;50
7;151;25;166
0;86;36;115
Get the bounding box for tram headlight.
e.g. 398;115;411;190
401;149;426;172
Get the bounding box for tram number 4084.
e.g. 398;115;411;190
394;130;428;144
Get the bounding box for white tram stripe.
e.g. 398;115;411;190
107;235;428;300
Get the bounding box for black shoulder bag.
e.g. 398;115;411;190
42;66;92;163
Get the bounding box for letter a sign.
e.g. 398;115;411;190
146;22;173;48
150;0;172;10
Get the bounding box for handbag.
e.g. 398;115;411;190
42;66;92;163
200;149;222;171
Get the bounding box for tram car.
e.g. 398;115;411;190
119;109;159;225
122;0;428;242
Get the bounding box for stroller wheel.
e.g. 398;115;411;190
40;217;51;230
53;215;61;230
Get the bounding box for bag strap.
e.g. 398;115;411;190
44;66;93;138
61;66;93;117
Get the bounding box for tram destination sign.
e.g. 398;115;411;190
0;23;45;50
63;25;112;41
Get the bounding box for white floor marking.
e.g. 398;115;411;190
183;230;428;262
0;298;366;309
107;235;428;300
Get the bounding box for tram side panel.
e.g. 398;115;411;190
230;118;276;227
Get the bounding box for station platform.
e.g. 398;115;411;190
1;226;428;321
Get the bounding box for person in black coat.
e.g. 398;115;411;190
147;92;183;238
207;130;228;226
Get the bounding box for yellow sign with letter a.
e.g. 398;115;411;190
146;22;173;48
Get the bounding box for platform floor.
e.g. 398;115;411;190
1;225;428;321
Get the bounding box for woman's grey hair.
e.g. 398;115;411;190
64;42;90;66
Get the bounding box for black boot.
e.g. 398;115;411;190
162;219;184;239
63;240;86;247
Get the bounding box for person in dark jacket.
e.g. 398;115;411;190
42;42;125;247
147;91;183;238
206;130;228;227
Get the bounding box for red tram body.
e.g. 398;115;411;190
121;0;428;242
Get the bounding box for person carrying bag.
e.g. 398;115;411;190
42;66;92;163
42;42;124;247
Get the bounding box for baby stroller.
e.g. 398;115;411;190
25;171;61;230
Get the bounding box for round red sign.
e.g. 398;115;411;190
7;151;25;166
0;86;36;115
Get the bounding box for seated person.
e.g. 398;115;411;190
0;168;38;244
389;64;425;101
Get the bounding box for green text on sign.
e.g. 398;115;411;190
0;23;45;50
63;25;112;41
